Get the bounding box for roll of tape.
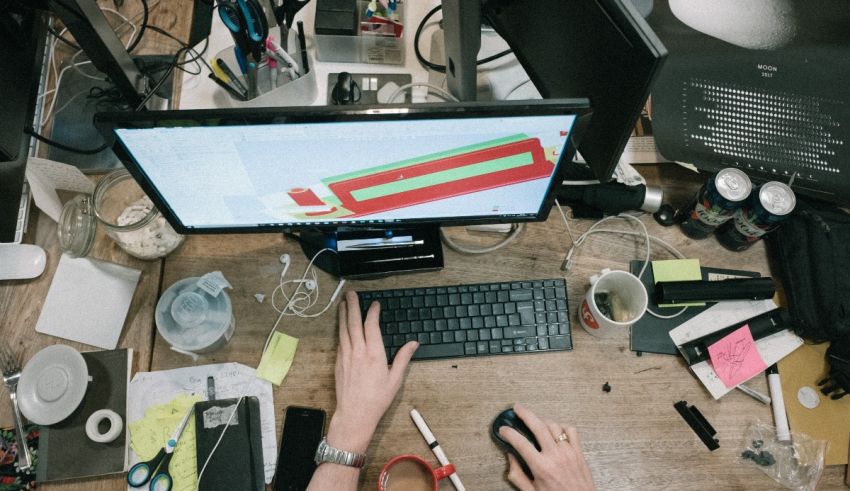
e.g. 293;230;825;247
85;409;123;443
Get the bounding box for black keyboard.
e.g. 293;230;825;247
358;279;571;362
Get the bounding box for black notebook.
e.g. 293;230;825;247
36;348;132;482
629;261;760;355
195;396;265;491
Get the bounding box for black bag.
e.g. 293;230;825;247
767;200;850;342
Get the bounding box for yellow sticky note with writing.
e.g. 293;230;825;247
257;331;299;385
128;393;202;491
651;258;704;307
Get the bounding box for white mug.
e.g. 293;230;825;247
579;269;648;338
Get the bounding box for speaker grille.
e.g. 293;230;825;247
681;78;846;179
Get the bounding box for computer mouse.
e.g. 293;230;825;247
0;243;47;281
332;71;358;105
491;408;540;477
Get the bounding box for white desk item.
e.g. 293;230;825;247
17;345;89;425
35;254;141;349
0;243;46;280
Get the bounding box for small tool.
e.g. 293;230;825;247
219;0;269;72
127;406;194;490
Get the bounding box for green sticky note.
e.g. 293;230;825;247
651;258;704;307
257;331;299;385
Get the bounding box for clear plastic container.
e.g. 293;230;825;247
315;1;405;64
155;272;235;354
57;169;184;260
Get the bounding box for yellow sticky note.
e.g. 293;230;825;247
129;393;202;491
257;331;299;385
651;258;704;307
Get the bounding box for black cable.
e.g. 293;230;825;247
414;4;513;74
25;127;109;155
47;25;81;49
134;46;184;111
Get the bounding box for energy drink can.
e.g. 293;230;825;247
680;168;752;239
716;181;796;251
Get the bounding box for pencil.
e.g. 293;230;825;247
297;21;309;74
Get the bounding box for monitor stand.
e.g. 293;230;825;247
295;226;444;279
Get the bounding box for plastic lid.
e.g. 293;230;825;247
57;194;96;257
155;275;233;352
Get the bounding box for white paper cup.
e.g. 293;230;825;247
579;269;648;338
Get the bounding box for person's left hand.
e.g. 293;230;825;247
326;291;419;453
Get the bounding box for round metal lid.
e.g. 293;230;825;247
758;181;796;216
715;168;752;202
57;194;96;258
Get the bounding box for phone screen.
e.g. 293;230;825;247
274;406;326;491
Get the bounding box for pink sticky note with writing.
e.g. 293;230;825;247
707;324;768;388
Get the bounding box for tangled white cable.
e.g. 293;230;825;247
555;201;689;320
263;249;346;354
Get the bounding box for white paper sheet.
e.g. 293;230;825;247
127;363;277;484
35;254;141;349
669;299;804;399
25;157;95;222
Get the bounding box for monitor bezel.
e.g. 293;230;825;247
95;99;590;235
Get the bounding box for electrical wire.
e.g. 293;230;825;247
440;223;525;255
24;127;108;154
264;249;345;355
414;4;512;74
555;202;689;320
386;82;460;104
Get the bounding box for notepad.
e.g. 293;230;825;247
256;332;299;385
651;259;704;308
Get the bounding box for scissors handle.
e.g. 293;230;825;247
148;453;174;491
128;448;166;487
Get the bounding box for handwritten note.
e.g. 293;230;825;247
708;324;768;388
128;393;202;491
256;331;299;385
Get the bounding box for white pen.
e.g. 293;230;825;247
410;408;465;491
265;37;300;79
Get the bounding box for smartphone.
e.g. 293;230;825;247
274;406;327;491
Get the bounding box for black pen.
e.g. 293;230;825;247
215;58;248;95
297;20;309;74
208;73;248;101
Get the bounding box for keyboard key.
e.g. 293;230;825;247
448;318;460;330
491;327;503;339
393;335;405;346
492;304;504;315
480;304;492;316
398;322;411;334
505;326;535;338
505;302;517;314
454;331;467;342
424;320;435;332
489;341;501;353
549;336;571;350
484;316;497;328
477;342;489;354
472;317;484;329
460;293;473;304
418;333;430;344
502;346;514;353
538;337;549;350
455;305;468;317
442;332;454;343
467;330;479;341
465;343;477;355
508;314;521;326
496;315;509;327
460;317;472;330
468;305;480;317
509;289;533;301
479;328;491;341
448;294;460;305
436;320;448;331
410;321;422;333
515;345;526;352
430;332;441;344
413;343;465;360
497;290;509;302
559;323;570;335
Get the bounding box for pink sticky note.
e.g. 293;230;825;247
707;324;768;388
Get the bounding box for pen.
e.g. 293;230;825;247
365;254;434;264
208;73;248;101
766;364;791;442
297;20;309;74
265;37;300;78
215;58;248;95
348;240;424;250
247;61;258;99
410;409;465;491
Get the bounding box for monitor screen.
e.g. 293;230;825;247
99;100;589;234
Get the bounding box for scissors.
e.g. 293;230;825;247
127;407;194;491
219;0;269;72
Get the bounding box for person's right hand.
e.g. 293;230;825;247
499;403;596;491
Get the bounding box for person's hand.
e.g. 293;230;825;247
499;403;596;491
326;291;418;454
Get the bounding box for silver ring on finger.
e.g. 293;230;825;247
556;432;569;443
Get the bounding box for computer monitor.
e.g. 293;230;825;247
96;99;590;276
440;0;668;183
0;6;46;243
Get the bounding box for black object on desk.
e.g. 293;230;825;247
629;260;760;356
678;309;790;366
492;408;540;477
674;401;719;451
359;279;571;362
195;397;264;491
314;0;357;36
655;277;776;305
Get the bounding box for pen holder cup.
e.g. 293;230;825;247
211;42;318;108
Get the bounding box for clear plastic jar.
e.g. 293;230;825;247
57;169;184;260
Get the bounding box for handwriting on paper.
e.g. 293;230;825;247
708;324;768;388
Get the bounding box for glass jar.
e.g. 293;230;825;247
57;169;184;260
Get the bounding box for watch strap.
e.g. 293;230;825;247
314;437;366;468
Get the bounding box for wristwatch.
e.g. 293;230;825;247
313;437;366;468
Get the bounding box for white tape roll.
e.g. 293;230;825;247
85;409;123;443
